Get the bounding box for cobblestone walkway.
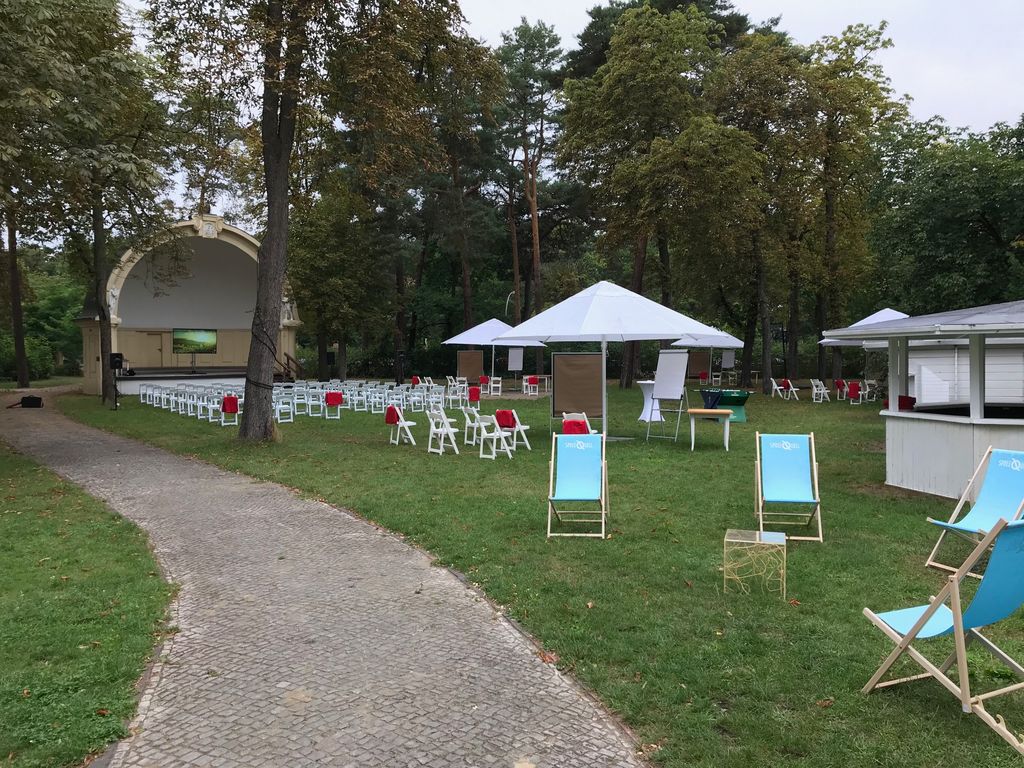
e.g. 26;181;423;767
0;398;644;768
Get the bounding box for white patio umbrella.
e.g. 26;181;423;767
672;330;744;383
819;308;908;347
442;318;545;382
495;281;724;437
820;308;909;377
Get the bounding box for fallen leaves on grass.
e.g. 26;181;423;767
537;650;559;664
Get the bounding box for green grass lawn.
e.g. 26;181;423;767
0;447;171;767
0;377;83;391
57;388;1024;766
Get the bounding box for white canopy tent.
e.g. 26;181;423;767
495;281;724;437
442;318;545;382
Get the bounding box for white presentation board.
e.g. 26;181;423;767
508;347;524;372
653;350;689;400
722;350;736;369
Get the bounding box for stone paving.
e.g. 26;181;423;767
0;395;645;768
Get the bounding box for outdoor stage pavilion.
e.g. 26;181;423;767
77;214;300;395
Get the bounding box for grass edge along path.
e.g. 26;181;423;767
0;444;172;768
56;390;1024;768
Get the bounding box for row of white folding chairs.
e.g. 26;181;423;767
141;383;243;426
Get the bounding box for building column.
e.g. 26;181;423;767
969;334;986;420
887;337;908;408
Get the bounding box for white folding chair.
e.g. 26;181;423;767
427;408;460;455
477;414;513;460
386;405;416;446
461;406;481;446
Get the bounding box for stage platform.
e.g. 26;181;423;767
115;369;246;396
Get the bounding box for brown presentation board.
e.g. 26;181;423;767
688;349;710;377
457;349;484;382
551;353;604;419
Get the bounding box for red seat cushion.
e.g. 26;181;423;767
835;379;846;390
221;395;239;414
781;378;790;389
479;375;489;385
385;405;400;424
527;376;538;385
411;376;420;386
325;391;343;407
562;419;588;434
468;386;481;402
898;395;916;411
847;382;862;398
699;371;709;382
495;409;516;429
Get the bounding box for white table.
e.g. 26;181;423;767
637;380;663;422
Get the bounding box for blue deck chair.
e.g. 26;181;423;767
926;446;1024;575
547;433;608;538
863;518;1024;756
756;433;822;542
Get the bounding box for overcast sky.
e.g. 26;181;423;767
459;0;1023;132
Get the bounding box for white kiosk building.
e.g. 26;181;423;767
77;215;300;395
825;300;1024;498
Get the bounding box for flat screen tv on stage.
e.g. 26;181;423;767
172;329;218;355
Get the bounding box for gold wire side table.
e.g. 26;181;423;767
723;529;787;599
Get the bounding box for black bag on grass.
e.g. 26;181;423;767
7;396;43;408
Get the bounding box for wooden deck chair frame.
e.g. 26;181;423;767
863;518;1024;757
925;446;1024;577
547;433;609;539
755;431;823;543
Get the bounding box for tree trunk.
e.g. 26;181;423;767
5;209;29;388
524;156;542;318
740;290;757;387
91;192;115;405
316;322;329;381
394;247;407;383
786;264;800;379
831;347;843;381
657;224;671;308
451;158;473;328
756;235;772;395
619;235;648;389
815;291;828;379
240;0;303;441
508;197;521;324
820;126;837;381
337;333;348;380
407;224;430;356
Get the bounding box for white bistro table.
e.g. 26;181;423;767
636;380;663;422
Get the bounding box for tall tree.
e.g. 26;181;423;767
807;23;894;378
497;19;563;328
150;0;339;439
560;5;721;386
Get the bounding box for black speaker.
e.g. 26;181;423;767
109;352;124;370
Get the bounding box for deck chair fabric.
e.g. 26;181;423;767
756;432;822;542
864;518;1024;757
548;433;608;538
926;447;1024;574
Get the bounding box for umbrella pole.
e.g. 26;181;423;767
602;339;608;440
491;345;496;384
